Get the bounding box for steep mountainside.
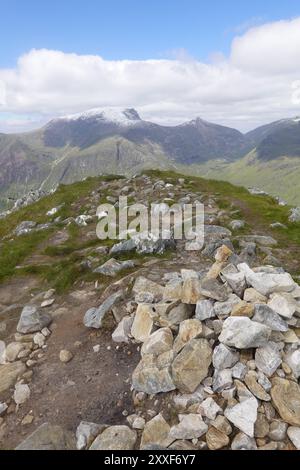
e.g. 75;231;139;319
1;109;300;209
0;108;248;209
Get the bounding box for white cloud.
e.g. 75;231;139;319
1;17;300;133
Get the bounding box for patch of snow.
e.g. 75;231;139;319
54;107;141;126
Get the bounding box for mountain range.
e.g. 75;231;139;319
1;107;300;209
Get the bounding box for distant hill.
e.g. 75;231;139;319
1;108;300;209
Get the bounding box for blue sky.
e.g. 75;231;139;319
1;0;300;67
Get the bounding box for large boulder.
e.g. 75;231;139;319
83;291;123;329
172;339;212;393
89;425;136;450
15;423;75;450
17;305;52;334
140;414;173;450
219;317;271;349
132;352;175;395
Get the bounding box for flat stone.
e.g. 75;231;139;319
244;288;267;304
219;317;271;349
172;339;212;393
268;420;288;441
84;291;123;329
5;342;26;362
89;425;136;450
0;362;26;393
140;414;173;449
213;369;233;393
17;305;52;334
76;421;105;450
287;426;300;449
14;383;30;405
214;294;241;318
225;397;258;437
232;362;247;380
141;328;173;356
199;278;228;302
271;378;300;426
211;415;232;436
156;302;194;327
93;258;135;276
15;423;75;450
173;319;202;353
131;304;155;342
112;316;133;343
206;427;230;450
170;414;208;440
133;277;164;302
252;304;288;332
231;301;254;318
238;263;295;297
244;372;271;401
222;272;246;298
255;342;282;377
213;344;239;370
268;293;297;319
195;300;215;320
181;278;204;304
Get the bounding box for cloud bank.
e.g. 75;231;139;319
1;17;300;133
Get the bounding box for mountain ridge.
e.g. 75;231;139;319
1;107;300;209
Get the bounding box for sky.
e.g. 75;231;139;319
1;0;300;133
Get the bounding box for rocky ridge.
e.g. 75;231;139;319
0;173;300;450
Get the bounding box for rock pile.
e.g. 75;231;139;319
74;242;300;450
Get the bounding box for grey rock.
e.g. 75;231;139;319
214;294;241;318
238;263;295;296
285;350;300;379
132;353;175;395
212;344;239;370
230;220;245;231
17;305;52;334
195;299;215;320
268;421;288;441
221;272;246;298
287;426;300;449
15;423;75;450
213;369;233;393
252;304;288;332
231;432;257;450
232;362;247;380
199;278;228;302
89;425;136;450
225;397;258;437
14;220;37;236
255;342;282;377
83;291;123;329
169;414;208;440
289;207;300;223
93;258;135;276
76;421;105;450
219;317;271;349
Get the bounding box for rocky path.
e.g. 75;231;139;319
0;174;300;450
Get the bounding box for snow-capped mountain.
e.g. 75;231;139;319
54;107;142;126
